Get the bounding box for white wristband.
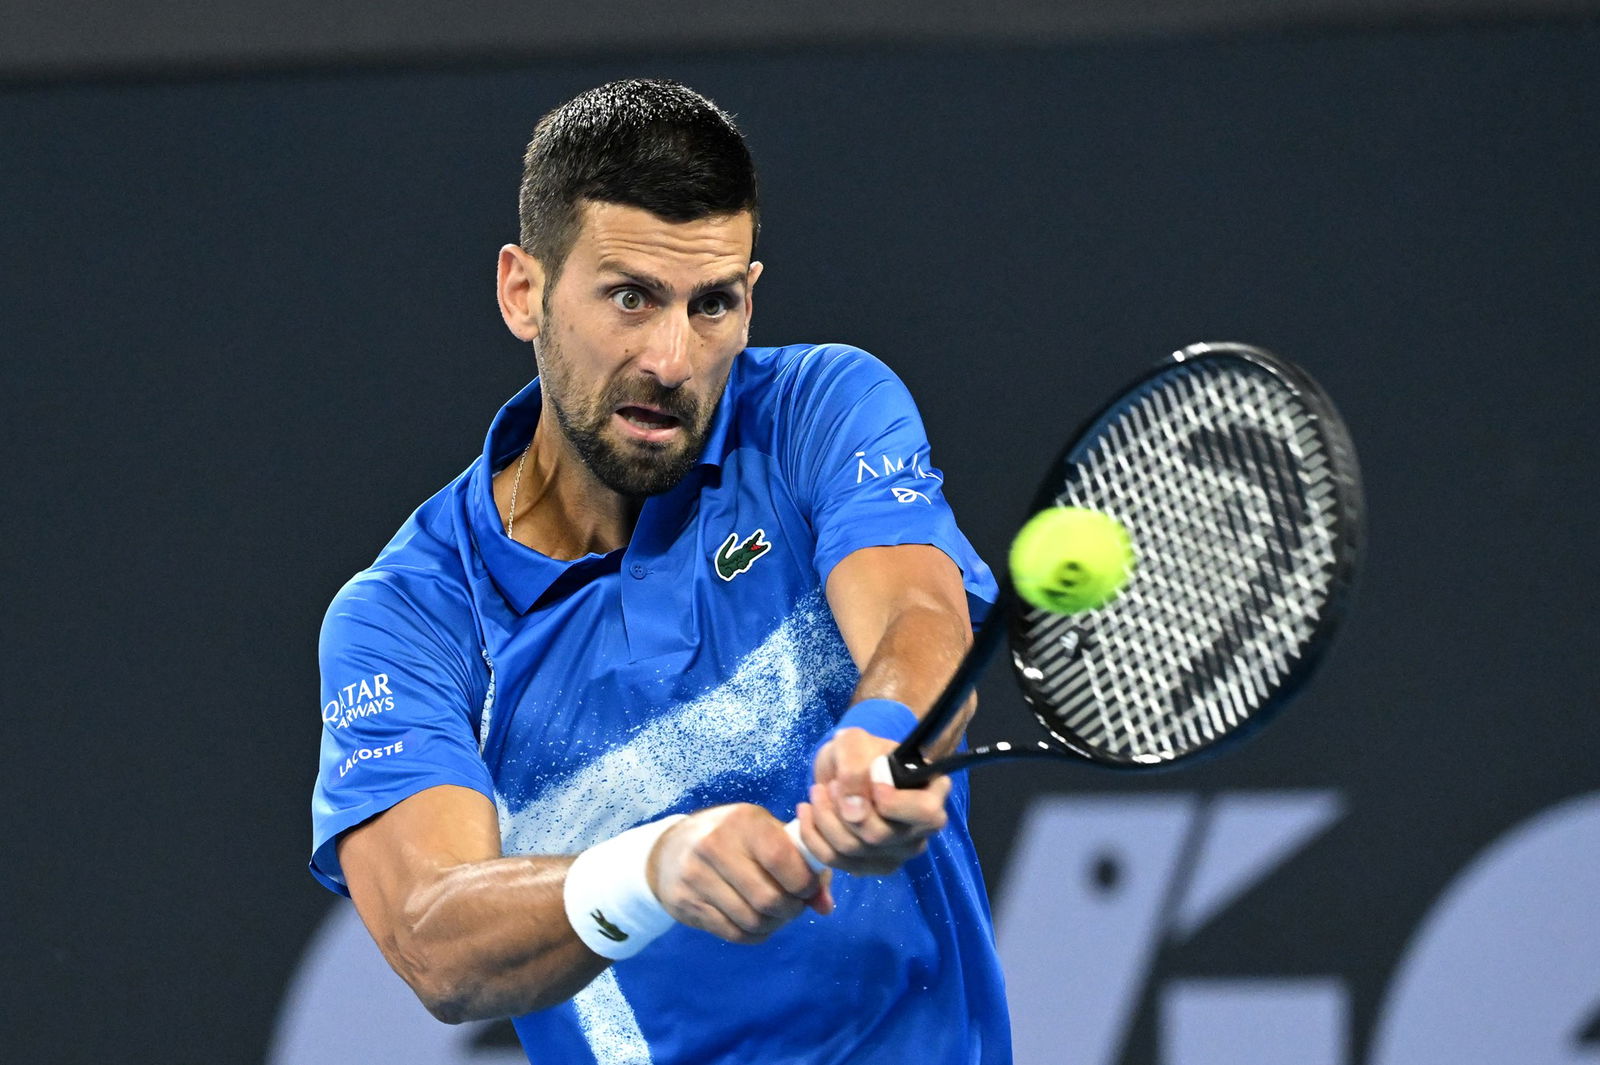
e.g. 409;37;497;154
563;814;686;960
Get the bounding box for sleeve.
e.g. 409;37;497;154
309;571;495;896
782;345;999;619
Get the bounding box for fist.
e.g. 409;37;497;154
647;804;833;944
800;729;950;876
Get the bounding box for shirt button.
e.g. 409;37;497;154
629;562;647;579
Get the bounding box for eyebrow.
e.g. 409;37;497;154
598;263;747;299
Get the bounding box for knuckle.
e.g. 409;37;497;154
676;861;714;895
731;909;765;936
749;885;788;918
754;831;796;870
680;898;717;931
857;821;895;847
805;836;838;867
826;831;863;858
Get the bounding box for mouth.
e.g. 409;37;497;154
614;404;684;443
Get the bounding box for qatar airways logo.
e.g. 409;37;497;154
323;673;394;730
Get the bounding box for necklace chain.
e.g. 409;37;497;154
505;443;532;540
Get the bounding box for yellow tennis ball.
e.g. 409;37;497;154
1009;506;1136;614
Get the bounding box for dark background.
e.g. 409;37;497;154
4;5;1598;1063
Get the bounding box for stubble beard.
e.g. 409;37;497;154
539;327;717;498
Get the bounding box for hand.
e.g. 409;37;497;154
646;804;833;945
798;727;951;876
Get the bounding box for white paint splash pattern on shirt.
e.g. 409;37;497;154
496;594;855;1065
477;649;496;756
571;971;653;1065
497;594;853;856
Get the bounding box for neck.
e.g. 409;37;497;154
495;408;640;560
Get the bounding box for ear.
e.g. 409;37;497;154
745;260;764;318
497;244;546;342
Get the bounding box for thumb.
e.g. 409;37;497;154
827;732;875;824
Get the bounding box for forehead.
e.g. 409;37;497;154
565;202;755;283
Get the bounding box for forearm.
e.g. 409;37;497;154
806;544;976;867
801;590;968;872
360;853;606;1023
851;595;975;758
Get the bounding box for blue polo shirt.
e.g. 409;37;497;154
312;342;1010;1065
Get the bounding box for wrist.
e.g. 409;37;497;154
562;814;686;961
811;698;918;767
836;698;918;742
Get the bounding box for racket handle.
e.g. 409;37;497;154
784;756;895;873
783;818;827;873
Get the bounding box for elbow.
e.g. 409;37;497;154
385;929;586;1023
382;931;490;1024
412;967;583;1023
411;962;495;1025
418;987;477;1026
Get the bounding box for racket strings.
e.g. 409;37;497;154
1017;360;1345;763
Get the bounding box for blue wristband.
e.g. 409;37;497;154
810;699;919;771
835;698;919;742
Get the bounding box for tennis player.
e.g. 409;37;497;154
310;78;1011;1064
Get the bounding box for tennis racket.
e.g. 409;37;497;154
787;341;1361;864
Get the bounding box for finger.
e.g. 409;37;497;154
793;806;836;915
674;858;779;939
826;732;880;824
797;799;842;867
703;839;810;932
811;737;839;785
756;817;829;901
809;782;863;857
827;778;903;847
669;885;768;944
809;785;910;876
818;783;932;869
808;871;835;915
869;776;952;837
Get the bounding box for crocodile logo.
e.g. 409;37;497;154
590;910;628;942
715;529;772;581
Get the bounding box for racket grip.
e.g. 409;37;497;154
783;818;826;873
784;756;895;873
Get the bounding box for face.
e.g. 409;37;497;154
519;202;760;497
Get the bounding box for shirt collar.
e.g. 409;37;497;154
470;365;740;613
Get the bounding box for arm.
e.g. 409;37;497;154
338;784;602;1023
340;785;832;1024
796;543;975;875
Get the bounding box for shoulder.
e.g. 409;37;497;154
321;473;481;661
738;342;899;394
734;343;911;431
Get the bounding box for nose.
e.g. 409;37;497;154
635;311;693;389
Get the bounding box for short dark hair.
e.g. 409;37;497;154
518;79;760;280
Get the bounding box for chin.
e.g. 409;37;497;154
593;440;699;497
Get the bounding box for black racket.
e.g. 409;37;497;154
876;339;1363;790
790;339;1361;855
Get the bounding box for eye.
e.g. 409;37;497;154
610;288;647;312
695;293;733;319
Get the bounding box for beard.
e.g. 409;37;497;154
539;330;719;498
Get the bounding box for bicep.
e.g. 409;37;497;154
338;784;503;949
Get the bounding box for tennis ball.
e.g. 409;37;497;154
1008;506;1136;615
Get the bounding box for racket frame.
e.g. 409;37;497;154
884;342;1363;786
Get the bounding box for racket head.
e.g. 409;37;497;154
1007;342;1362;768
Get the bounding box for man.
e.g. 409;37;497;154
311;78;1011;1064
